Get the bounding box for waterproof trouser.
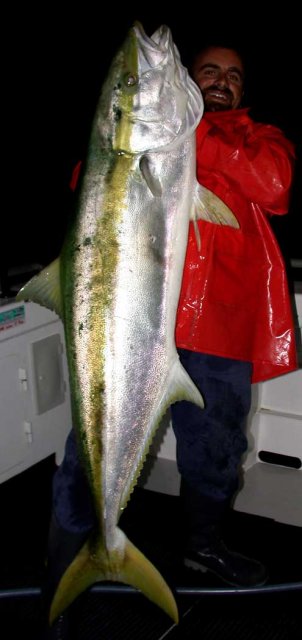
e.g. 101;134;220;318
171;349;252;547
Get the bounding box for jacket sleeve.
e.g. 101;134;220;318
197;119;296;215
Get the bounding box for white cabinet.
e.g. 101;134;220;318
233;292;302;526
0;301;72;483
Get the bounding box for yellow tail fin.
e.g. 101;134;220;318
49;527;178;625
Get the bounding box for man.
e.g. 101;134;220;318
171;44;297;586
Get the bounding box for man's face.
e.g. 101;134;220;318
192;47;244;111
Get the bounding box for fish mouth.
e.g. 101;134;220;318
132;21;172;71
133;21;171;49
113;20;203;154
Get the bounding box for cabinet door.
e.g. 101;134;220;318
0;352;30;478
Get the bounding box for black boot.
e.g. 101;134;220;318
180;481;268;588
184;530;268;587
41;513;91;639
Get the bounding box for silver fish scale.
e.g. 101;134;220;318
101;143;198;540
63;23;203;547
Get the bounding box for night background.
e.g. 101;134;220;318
4;5;301;292
1;7;302;636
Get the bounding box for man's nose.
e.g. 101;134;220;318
215;71;229;87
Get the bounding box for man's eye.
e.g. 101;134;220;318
204;69;217;76
228;73;242;84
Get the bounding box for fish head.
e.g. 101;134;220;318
95;22;203;155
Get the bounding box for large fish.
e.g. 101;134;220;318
16;22;238;625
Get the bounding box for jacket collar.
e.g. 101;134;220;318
204;107;250;125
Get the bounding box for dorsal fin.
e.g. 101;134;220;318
15;257;62;318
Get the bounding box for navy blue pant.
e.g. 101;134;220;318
52;429;95;533
171;349;252;540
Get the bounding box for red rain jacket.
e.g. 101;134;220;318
175;108;297;382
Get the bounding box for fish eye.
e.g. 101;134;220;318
124;73;138;87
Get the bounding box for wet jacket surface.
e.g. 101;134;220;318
175;108;297;383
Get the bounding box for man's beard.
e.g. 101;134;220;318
204;102;231;112
203;85;234;112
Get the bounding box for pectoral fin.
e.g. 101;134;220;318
140;155;162;197
192;182;240;227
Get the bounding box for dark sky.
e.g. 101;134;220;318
5;6;301;280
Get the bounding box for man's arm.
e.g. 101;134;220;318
196;119;295;215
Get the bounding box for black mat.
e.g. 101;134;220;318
1;456;301;639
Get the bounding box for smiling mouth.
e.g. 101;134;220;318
206;90;230;101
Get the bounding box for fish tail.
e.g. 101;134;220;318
120;532;179;622
49;527;178;625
